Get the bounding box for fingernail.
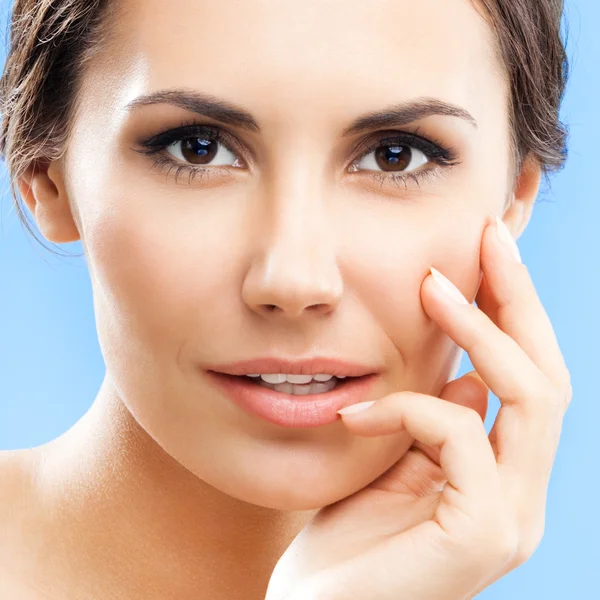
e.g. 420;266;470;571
429;267;470;305
337;400;376;415
495;217;522;263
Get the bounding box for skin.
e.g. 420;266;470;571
265;220;571;599
0;0;549;597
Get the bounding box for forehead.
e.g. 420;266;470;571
88;0;506;133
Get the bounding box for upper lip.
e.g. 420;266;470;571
206;356;383;377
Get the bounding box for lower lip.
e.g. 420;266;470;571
206;371;380;428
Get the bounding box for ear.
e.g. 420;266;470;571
17;158;80;244
501;155;543;240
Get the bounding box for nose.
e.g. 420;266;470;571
241;203;344;321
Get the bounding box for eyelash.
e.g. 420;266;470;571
134;119;461;189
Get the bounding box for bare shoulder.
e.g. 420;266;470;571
0;562;48;600
0;449;63;598
0;448;39;556
0;447;38;511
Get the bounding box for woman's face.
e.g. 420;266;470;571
51;0;519;509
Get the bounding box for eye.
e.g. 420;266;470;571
350;131;456;176
347;130;460;190
354;143;428;174
165;136;243;168
134;122;246;185
135;122;460;188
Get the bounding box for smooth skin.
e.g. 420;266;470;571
265;215;572;599
0;0;570;598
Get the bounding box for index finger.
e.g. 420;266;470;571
478;215;571;393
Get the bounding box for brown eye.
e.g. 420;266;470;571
166;136;241;167
356;143;428;173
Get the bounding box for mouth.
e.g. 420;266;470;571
215;372;364;395
204;356;381;379
206;370;380;428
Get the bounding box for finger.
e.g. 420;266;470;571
478;215;571;392
477;217;570;517
474;271;497;323
395;371;490;498
422;268;552;417
422;267;566;480
487;392;561;537
421;238;567;539
337;391;513;597
412;370;490;467
368;444;448;497
338;391;500;502
442;370;489;422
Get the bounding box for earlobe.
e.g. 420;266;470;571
503;155;543;240
17;159;80;244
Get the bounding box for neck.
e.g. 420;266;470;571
33;375;317;599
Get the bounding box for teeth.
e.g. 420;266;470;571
257;378;339;395
248;373;338;384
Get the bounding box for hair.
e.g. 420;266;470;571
0;0;570;256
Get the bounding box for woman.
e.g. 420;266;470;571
0;0;572;598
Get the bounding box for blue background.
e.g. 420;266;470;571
0;0;597;597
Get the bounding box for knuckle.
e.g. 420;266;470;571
548;367;571;410
439;516;519;575
468;524;520;571
513;532;544;566
460;407;485;433
498;528;521;564
517;262;534;283
528;380;560;414
547;383;563;411
549;380;571;413
561;379;573;411
560;367;572;389
505;516;545;569
465;317;492;354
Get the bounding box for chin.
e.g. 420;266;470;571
235;483;358;512
188;434;414;512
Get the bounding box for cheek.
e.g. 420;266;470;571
343;209;482;391
83;173;483;382
83;191;213;360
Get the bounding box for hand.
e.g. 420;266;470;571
265;215;572;600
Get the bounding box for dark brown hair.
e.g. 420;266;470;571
0;0;570;256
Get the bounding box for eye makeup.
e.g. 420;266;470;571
133;119;462;189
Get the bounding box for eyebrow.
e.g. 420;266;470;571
125;89;478;135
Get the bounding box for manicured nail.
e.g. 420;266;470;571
429;267;470;305
337;400;376;415
495;217;522;263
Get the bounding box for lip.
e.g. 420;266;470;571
206;371;381;428
205;356;382;378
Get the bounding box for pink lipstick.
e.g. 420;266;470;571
206;370;381;428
